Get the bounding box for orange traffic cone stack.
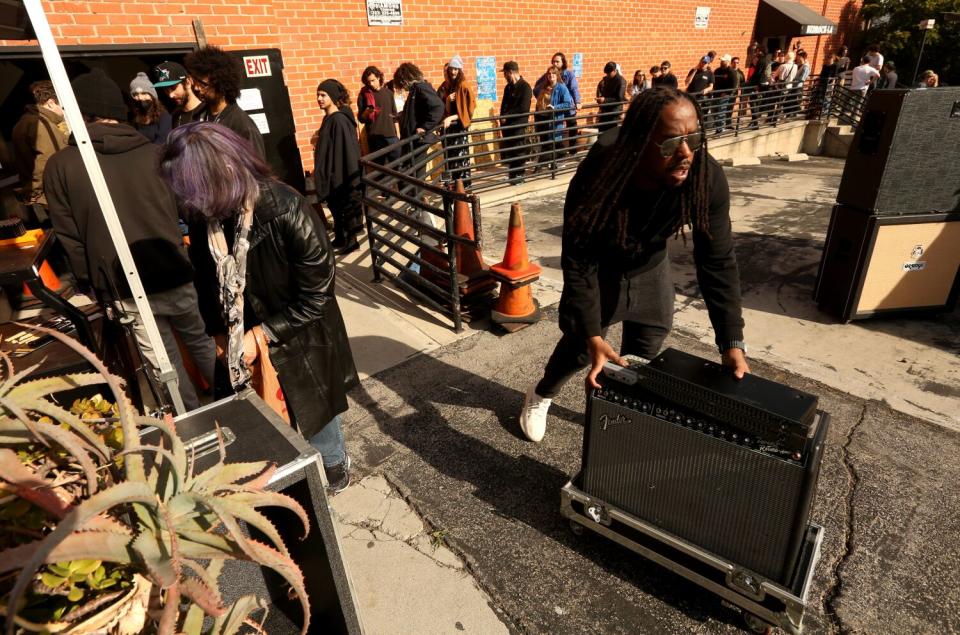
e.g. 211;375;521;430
490;202;541;332
415;180;496;321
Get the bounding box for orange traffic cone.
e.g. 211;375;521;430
23;260;61;297
452;180;493;281
490;203;541;332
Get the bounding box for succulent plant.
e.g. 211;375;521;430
0;324;312;634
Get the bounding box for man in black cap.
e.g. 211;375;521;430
184;46;265;159
43;69;216;412
152;60;205;128
596;61;627;131
499;60;533;184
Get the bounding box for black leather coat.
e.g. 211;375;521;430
190;180;358;438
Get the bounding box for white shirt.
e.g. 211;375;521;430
776;62;798;85
850;64;880;92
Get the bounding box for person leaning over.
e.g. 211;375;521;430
499;60;533;184
160;123;359;492
184;45;266;160
43;69;216;412
519;88;749;442
392;62;445;181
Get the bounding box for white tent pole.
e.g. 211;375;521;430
23;0;187;415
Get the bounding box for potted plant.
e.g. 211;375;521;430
0;324;312;634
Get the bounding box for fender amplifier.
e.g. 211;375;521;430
582;349;829;587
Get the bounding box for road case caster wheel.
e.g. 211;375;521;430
569;520;584;536
744;613;773;634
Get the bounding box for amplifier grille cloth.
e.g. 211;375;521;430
583;399;807;583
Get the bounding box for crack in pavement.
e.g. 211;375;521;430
822;403;868;634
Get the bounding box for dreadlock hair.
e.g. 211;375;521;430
566;87;711;253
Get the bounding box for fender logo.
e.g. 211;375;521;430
599;413;633;430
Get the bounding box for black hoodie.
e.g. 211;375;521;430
44;122;194;299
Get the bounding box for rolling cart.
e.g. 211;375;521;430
561;474;823;634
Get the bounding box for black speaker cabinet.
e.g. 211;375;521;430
581;356;829;588
146;392;364;634
814;205;960;321
836;87;960;216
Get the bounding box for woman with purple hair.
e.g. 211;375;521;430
159;122;358;492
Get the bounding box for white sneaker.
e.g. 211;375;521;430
520;385;552;442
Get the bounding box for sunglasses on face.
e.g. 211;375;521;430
655;132;704;158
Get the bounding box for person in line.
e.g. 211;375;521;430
357;65;400;166
499;60;533;185
533;66;573;173
770;50;798;122
128;72;172;144
315;79;364;255
747;48;772;128
184;45;266;159
160;123;359;492
596;61;627;132
792;50;812;116
712;54;739;134
518;88;749;442
44;69;215;412
535;53;582;156
647;66;660;89
393;62;444;182
12;80;68;219
918;70;939;88
629;70;646;98
438;55;477;189
152;61;206;128
809;53;839;118
850;55;880;95
836;46;851;77
770;50;785;76
878;62;898;89
866;44;884;71
653;60;679;89
685;56;714;99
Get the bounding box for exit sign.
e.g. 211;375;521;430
243;55;272;78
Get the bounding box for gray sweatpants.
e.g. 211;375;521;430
118;283;216;411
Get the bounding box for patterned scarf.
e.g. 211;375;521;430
207;207;254;389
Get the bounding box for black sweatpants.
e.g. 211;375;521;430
535;255;674;398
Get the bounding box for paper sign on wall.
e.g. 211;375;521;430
695;6;711;28
243;55;271;78
367;0;403;26
237;88;264;111
572;53;584;79
249;112;270;135
476;56;497;101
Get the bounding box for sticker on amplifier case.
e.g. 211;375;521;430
903;261;927;272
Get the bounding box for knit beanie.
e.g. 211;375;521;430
317;79;346;103
448;55;464;70
129;71;158;100
72;69;128;121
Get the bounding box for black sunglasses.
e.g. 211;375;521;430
655;132;704;158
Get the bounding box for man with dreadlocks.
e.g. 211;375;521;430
519;88;750;443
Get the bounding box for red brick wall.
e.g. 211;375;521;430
4;0;860;171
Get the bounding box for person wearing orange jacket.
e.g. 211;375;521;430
437;55;477;188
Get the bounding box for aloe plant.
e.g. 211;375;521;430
0;323;313;634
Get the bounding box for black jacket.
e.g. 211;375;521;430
44;122;194;299
399;81;445;144
190;180;358;436
500;77;533;131
559;128;744;347
313;109;362;204
205;102;266;159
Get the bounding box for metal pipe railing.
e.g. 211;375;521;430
357;75;865;331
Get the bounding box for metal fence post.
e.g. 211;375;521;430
441;188;463;333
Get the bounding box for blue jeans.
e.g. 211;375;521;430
309;414;346;468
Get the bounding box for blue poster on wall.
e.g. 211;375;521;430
476;56;497;101
572;53;584;79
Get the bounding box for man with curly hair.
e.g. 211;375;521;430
184;46;265;159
